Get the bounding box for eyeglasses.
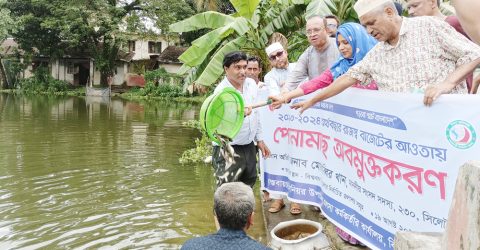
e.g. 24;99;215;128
269;50;284;61
306;27;324;36
326;24;337;29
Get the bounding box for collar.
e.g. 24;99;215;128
217;228;247;237
382;17;408;50
313;38;334;52
224;77;251;93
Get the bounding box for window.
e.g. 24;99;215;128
148;41;162;54
67;62;78;74
128;41;135;52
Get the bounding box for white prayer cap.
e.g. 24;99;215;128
265;42;284;56
354;0;392;18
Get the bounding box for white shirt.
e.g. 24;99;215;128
264;63;298;95
214;77;263;145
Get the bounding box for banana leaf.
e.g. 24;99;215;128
230;0;260;19
305;0;335;18
178;17;250;66
262;4;307;37
169;11;235;32
196;37;247;86
178;27;234;66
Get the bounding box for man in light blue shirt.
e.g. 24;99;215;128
181;182;271;250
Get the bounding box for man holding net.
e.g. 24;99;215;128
211;51;271;188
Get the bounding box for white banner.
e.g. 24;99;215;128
259;89;480;250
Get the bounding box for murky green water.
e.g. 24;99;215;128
0;94;266;249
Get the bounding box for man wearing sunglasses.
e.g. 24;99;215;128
264;43;298;95
284;15;340;91
263;42;304;215
325;15;340;38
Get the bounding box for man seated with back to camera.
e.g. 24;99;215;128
181;182;271;250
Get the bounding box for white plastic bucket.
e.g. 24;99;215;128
270;219;330;250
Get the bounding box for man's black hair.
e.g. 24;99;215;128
247;56;262;69
223;51;248;68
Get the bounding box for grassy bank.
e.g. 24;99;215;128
119;91;206;104
0;87;86;96
2;86;206;104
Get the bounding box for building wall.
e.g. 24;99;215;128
20;37;180;87
130;38;174;61
113;63;127;86
159;63;182;74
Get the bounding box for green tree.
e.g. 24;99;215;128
0;0;14;41
193;0;235;13
4;0;193;87
0;0;15;89
305;0;358;23
170;0;309;87
124;0;195;41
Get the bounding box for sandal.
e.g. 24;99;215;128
310;205;321;212
290;202;302;215
336;227;362;245
268;199;285;213
263;191;271;202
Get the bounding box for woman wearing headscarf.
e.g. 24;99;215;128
270;22;378;107
268;22;377;246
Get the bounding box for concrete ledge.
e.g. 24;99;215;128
395;161;480;250
395;232;442;250
442;161;480;250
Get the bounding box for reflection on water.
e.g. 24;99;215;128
0;94;266;249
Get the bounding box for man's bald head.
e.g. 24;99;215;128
305;15;329;50
354;0;397;18
406;0;441;17
356;0;402;44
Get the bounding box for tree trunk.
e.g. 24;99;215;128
0;59;8;89
99;71;112;87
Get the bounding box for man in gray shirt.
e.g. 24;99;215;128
285;15;340;91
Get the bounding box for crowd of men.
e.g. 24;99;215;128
182;0;480;249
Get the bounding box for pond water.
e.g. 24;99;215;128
0;94;266;249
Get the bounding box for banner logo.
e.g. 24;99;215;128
446;120;476;149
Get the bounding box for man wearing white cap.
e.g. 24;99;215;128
284;15;339;91
263;42;303;215
264;42;297;95
291;0;480;112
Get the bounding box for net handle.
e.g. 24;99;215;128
247;98;272;109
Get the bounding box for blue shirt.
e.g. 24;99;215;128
181;228;271;250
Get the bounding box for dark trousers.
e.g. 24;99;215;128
212;142;257;188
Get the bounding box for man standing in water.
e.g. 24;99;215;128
181;182;271;250
211;51;271;188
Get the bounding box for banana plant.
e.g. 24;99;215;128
170;0;309;87
306;0;357;22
